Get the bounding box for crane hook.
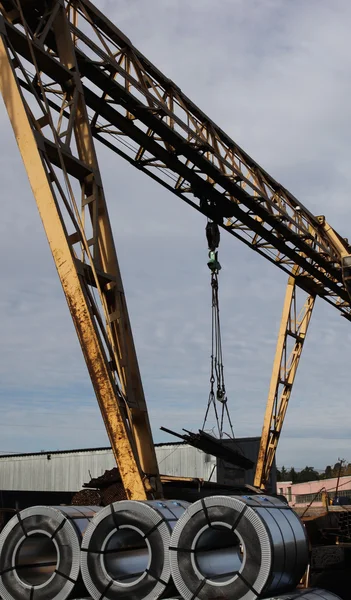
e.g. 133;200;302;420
206;221;221;272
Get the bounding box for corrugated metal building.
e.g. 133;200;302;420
0;444;216;492
0;437;273;493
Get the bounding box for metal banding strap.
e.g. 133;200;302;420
143;517;168;540
110;503;120;531
145;568;168;586
190;577;206;600
16;511;28;538
98;578;113;600
200;499;212;528
50;519;66;540
230;504;248;532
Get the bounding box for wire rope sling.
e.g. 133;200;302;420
202;220;234;440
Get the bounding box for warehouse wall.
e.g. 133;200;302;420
0;445;216;492
0;437;264;493
0;448;116;492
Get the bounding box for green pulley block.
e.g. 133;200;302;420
207;250;221;272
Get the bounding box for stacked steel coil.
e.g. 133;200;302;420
80;499;190;600
0;496;343;600
0;505;100;600
169;494;309;599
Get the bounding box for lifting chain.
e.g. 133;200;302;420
202;221;235;439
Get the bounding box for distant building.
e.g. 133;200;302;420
278;475;351;507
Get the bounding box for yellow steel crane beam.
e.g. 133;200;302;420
0;0;161;500
254;271;315;489
319;216;351;298
2;0;350;320
255;223;351;489
1;0;351;492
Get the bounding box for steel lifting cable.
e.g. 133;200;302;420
202;221;235;439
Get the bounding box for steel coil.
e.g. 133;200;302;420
0;505;100;600
80;499;189;600
170;494;309;600
263;590;342;599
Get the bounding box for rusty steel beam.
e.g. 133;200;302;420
1;5;351;317
1;0;351;494
0;0;161;500
255;269;315;489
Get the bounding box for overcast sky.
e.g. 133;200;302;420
1;0;351;471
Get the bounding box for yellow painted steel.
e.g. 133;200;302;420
255;217;351;489
2;0;351;499
0;30;150;500
51;5;162;494
319;217;350;259
254;271;315;489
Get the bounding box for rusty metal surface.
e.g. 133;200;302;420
255;272;315;489
3;0;349;318
0;1;161;500
1;0;351;504
72;489;102;506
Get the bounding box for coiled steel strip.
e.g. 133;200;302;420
170;494;309;600
0;505;100;600
81;499;189;600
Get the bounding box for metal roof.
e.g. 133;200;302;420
0;437;261;460
0;441;186;460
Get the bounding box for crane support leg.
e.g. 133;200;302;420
0;2;161;499
254;272;315;489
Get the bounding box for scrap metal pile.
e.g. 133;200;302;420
0;495;342;600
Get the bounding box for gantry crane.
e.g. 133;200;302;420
1;0;350;497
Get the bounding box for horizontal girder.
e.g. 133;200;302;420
1;4;350;319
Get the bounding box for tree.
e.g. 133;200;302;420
332;462;342;477
324;465;333;479
289;467;298;484
296;466;320;483
321;462;351;479
279;466;289;481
